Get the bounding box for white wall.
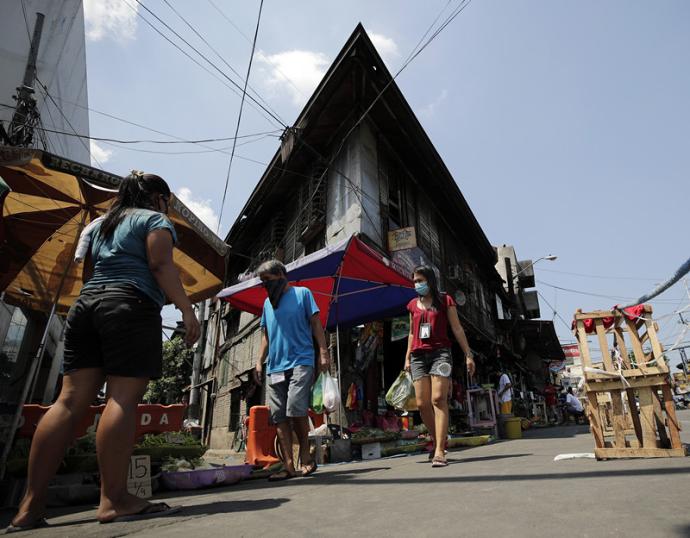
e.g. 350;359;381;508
0;0;89;162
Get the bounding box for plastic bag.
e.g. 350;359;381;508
385;371;415;410
311;373;325;413
323;373;341;413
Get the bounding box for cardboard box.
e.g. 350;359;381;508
361;442;381;460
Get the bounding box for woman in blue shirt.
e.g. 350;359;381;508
9;172;200;531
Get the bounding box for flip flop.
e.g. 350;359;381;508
4;518;49;534
100;502;181;524
268;470;297;482
301;460;318;477
431;456;448;468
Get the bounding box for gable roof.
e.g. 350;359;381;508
227;23;497;271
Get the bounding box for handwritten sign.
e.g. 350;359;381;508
388;227;417;252
127;455;152;499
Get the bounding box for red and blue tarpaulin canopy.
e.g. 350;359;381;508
217;235;416;329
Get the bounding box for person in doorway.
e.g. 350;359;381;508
543;382;559;423
565;387;585;424
253;260;330;481
497;368;513;414
7;172;200;532
404;266;475;468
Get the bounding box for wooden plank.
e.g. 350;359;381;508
586;392;605;448
638;387;658;448
595;319;615;372
577;321;595;370
652;392;671;448
609;390;627;448
585;375;668;392
614;328;632;369
644;318;670;373
624;317;647;369
661;384;683;449
595;447;687;459
625;388;644;447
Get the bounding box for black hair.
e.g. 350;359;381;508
100;171;171;239
413;265;443;310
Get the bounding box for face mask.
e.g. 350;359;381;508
264;277;288;308
415;282;430;297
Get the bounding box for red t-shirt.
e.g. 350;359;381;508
544;384;558;406
407;294;456;353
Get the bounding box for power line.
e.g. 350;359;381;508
218;0;265;234
25;124;281;145
130;0;286;129
536;290;573;336
206;0;308;101
537;280;683;304
98;133;279;156
120;0;278;128
538;267;661;281
160;0;283;126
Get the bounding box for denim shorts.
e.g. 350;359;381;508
266;365;314;424
410;348;453;381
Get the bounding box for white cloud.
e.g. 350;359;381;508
419;89;449;119
369;33;400;65
90;139;112;166
84;0;138;42
255;50;330;106
176;187;219;230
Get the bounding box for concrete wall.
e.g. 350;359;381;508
0;0;90;161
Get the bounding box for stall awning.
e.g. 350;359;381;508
217;235;416;330
0;146;228;312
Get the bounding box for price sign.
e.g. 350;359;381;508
127;455;152;499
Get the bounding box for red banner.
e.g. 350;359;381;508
562;344;580;359
18;404;186;439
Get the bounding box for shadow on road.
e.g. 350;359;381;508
328;465;690;485
446;453;532;465
522;425;590;439
1;498;291;531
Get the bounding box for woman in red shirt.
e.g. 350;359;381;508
405;266;475;467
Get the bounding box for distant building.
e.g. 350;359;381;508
201;25;563;449
0;0;89;408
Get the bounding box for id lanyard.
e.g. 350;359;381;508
419;308;432;340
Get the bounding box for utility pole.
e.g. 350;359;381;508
188;300;208;420
0;12;44;147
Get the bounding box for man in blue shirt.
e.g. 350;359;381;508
253;260;330;480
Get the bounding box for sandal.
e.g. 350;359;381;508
301;460;318;477
100;502;181;524
268;470;298;482
431;456;448;468
5;518;49;534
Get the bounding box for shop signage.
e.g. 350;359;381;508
388;227;417;252
391;316;410;342
18;404;186;439
127;455;152;499
562;344;580;359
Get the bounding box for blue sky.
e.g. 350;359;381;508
82;0;690;366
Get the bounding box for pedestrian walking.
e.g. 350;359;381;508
7;171;200;532
253;260;331;481
404;266;475;467
497;367;513;414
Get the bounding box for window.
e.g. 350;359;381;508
1;308;28;363
229;389;241;431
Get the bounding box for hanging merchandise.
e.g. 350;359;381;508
311;373;325;414
391;316;410;342
322;373;341;413
385;371;416;410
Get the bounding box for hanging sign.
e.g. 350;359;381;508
388;227;417;252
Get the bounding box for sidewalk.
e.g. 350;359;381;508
3;410;689;537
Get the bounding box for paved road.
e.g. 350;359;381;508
3;410;690;537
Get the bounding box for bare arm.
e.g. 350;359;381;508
310;314;331;373
146;228;200;346
82;249;94;283
254;328;269;385
448;305;475;377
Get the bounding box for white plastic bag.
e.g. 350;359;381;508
322;373;341;413
385;371;415;410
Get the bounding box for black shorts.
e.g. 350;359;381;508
63;284;163;379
